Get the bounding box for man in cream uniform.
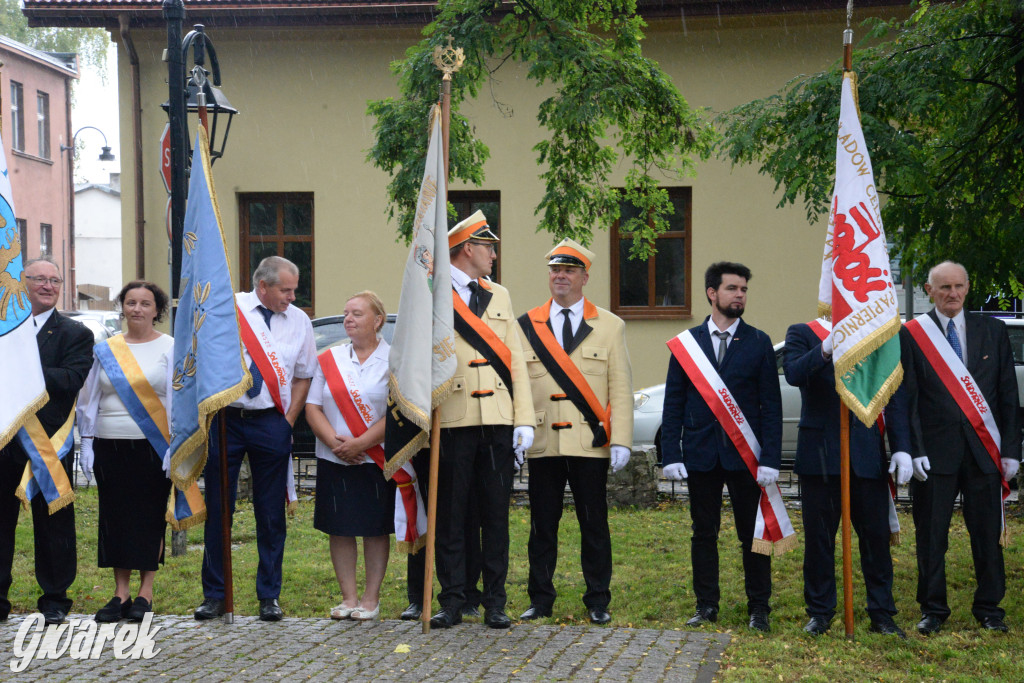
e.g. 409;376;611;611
429;210;535;630
194;256;316;622
517;239;633;625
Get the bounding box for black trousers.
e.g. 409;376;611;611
406;450;483;607
434;424;514;611
527;455;612;610
688;464;771;614
0;444;77;617
800;472;896;621
911;452;1005;621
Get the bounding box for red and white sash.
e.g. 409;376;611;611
667;329;796;555
904;314;1009;543
236;301;289;415
806;319;900;543
318;347;426;552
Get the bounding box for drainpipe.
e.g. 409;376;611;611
119;14;146;279
65;68;75;309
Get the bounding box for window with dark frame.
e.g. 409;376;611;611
449;190;501;284
36;92;50;159
40;223;52;258
10;82;24;152
239;193;314;314
610;187;692;319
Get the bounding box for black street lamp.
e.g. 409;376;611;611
60;125;117;310
162;0;238;303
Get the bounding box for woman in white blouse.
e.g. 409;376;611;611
305;291;393;621
77;281;174;623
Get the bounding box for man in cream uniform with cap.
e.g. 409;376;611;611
516;239;633;625
430;210;535;630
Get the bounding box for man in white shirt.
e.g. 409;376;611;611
194;256;316;622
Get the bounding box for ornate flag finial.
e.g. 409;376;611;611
432;36;465;80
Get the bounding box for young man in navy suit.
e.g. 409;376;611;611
661;262;782;632
784;320;913;638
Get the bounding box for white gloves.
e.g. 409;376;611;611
610;446;631;473
756;466;779;488
1002;458;1020;482
79;439;94;482
912;456;931;481
663;462;688;480
512;426;534;470
821;334;834;358
888;451;913;485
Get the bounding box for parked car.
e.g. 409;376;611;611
61;311;112;344
63;310;122;338
292;313;397;458
634;315;1024;466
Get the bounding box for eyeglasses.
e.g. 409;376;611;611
25;275;63;287
469;242;497;253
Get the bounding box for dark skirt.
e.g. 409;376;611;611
93;438;172;571
314;460;395;537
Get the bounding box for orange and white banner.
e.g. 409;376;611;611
236;301;288;415
667;330;796;555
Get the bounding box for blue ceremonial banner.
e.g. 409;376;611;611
167;126;250;490
0;134;46;450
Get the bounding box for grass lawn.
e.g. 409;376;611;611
7;487;1024;681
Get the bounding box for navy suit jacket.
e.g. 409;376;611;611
662;317;782;472
783;322;911;479
900;310;1021;475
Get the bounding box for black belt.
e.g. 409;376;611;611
226;406;278;420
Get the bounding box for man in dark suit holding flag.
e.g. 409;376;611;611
517;239;633;625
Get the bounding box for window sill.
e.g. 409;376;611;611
613;308;692;321
12;150;54;165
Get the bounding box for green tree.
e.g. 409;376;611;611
0;0;107;69
718;0;1024;302
366;0;716;257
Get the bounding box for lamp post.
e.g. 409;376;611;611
60;125;116;311
162;0;238;305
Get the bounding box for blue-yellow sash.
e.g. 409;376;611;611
15;411;75;514
94;336;206;530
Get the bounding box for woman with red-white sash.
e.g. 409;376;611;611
305;291;394;621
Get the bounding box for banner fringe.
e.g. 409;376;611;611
0;390;47;452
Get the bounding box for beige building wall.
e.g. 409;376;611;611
114;8;902;388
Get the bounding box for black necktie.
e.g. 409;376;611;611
468;281;482;316
561;308;573;350
713;330;729;365
246;306;274;398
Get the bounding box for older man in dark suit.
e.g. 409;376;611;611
784;319;913;638
0;258;93;624
662;261;783;632
901;261;1021;634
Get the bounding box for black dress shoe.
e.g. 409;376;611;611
980;616;1009;632
916;614;943;635
259;598;283;622
869;616;906;639
748;612;770;632
685;607;718;627
127;597;153;622
803;616;831;636
194;598;226;621
588;608;611;625
519;605;553;620
95;596;131;623
41;608;67;626
484;608;512;629
462;604;481;618
400;603;422;620
429;608;462;629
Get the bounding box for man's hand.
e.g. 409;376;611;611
663;463;688;480
912;456;931;482
609;446;630;473
889;451;913;485
1002;458;1020;482
513;426;534;458
756;466;779;488
821;334;834;358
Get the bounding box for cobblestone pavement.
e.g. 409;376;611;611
0;613;729;682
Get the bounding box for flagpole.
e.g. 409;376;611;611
840;11;855;639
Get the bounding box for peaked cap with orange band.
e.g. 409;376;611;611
545;238;595;272
448;209;500;249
